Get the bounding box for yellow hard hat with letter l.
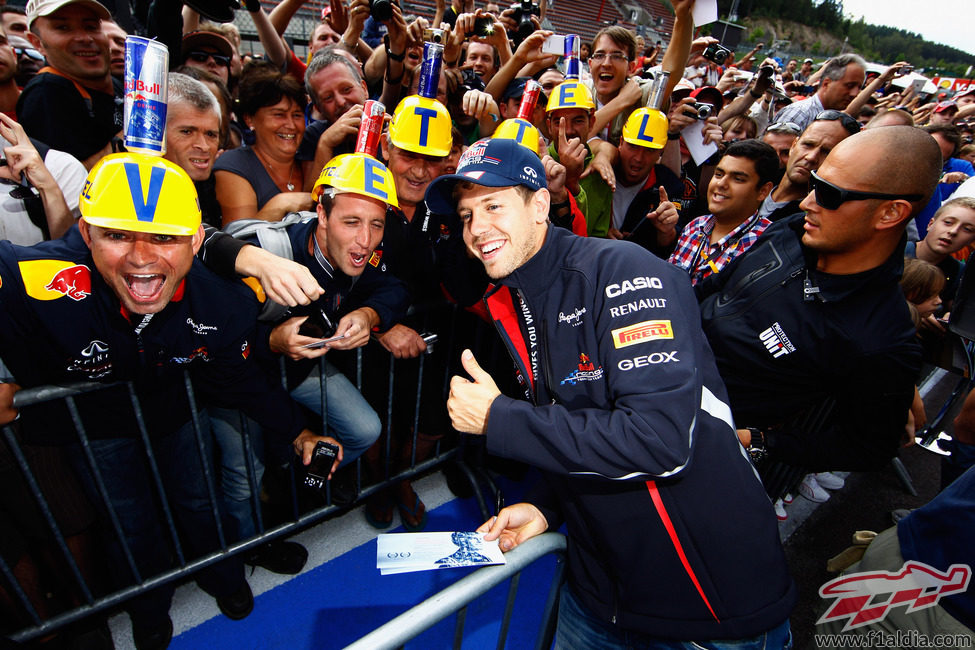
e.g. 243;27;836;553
79;153;201;236
545;80;595;112
622;108;668;149
388;95;453;157
312;152;399;208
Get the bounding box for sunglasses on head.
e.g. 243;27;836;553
809;171;922;210
186;50;231;67
766;121;801;135
814;109;861;135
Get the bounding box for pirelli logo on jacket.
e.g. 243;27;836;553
611;319;674;349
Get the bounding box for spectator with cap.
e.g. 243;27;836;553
795;58;814;83
668;140;778;285
586;7;693;144
929;100;959;126
544;78;615;237
603;107;683;256
180;30;234;88
428;137;796;649
759;110;857;222
771;53;866;132
762;121;799;180
17;0;121;170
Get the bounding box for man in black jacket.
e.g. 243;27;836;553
431;138;795;646
699;126;943;472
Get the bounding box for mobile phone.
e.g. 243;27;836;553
298;308;337;340
542;34;565;55
303;441;340;491
300;333;347;350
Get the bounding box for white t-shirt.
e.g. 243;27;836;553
0;138;86;245
611;177;646;230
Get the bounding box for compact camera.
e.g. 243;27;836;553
703;43;731;65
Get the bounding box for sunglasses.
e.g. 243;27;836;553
766;121;801;135
186;50;231;68
814;109;861;135
13;46;44;62
809;171;922;210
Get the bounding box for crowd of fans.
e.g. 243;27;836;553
1;0;975;647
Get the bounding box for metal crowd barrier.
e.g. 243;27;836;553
346;533;567;650
0;304;496;643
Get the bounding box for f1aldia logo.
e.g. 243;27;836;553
817;561;970;631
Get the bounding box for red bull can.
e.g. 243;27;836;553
564;34;580;80
517;80;542;120
418;42;444;100
124;36;169;155
355;100;386;157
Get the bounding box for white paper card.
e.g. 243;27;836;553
377;532;506;575
682;120;719;166
692;0;719;26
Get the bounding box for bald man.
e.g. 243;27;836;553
698;126;942;478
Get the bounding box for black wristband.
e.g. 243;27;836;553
667;131;680;139
384;35;405;62
749;89;763;98
550;200;569;210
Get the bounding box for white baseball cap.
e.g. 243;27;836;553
26;0;111;27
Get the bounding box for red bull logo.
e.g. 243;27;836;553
818;561;971;631
45;264;92;301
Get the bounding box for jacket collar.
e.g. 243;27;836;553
498;224;569;297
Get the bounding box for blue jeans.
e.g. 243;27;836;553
555;584;792;650
69;416;245;628
210;361;380;540
288;360;381;465
209;408;264;540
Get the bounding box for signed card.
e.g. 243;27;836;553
377;532;506;575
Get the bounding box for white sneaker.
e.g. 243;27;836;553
773;498;788;521
814;471;846;490
799;474;830;503
782;492;794;504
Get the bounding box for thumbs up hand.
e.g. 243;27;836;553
448;349;502;434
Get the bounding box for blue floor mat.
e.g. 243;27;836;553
172;474;559;649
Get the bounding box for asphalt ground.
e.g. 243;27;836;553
783;367;961;649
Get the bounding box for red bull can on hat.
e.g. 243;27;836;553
564;34;580;81
124;36;168;155
517;80;542;120
418;42;444;100
355;100;386;157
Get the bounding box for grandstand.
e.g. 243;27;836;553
237;0;675;57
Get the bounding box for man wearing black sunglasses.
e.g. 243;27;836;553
698;125;942;476
181;30;233;87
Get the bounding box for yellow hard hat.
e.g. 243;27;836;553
312;153;399;208
388;95;453;157
493;118;541;154
80;153;201;236
621;108;668;149
545;80;595;112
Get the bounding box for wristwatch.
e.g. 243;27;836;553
745;426;767;463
